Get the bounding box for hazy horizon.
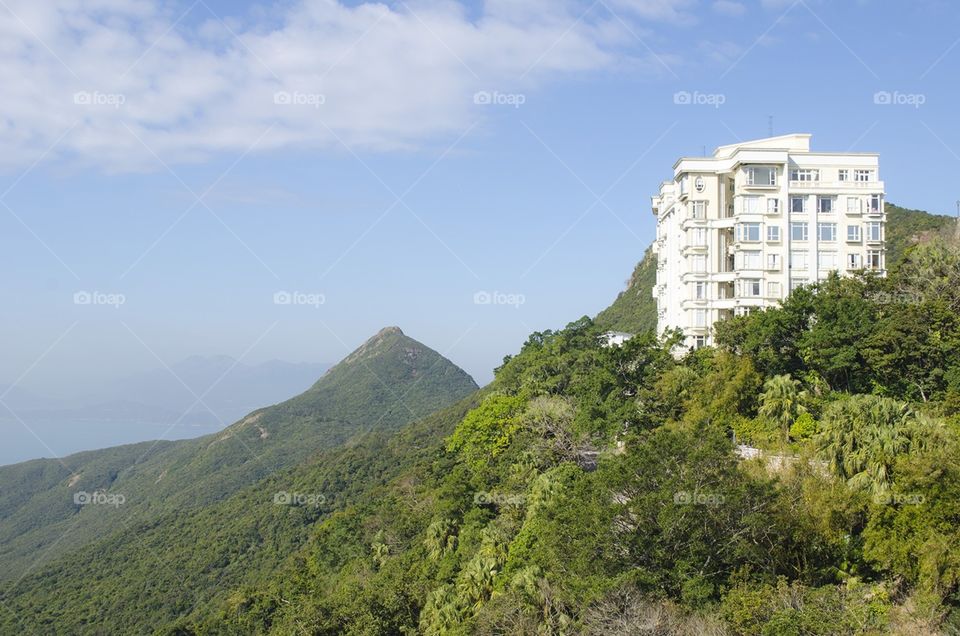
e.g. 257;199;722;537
3;0;960;464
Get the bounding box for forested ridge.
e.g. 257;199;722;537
1;210;959;635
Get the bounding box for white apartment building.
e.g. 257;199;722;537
652;133;886;349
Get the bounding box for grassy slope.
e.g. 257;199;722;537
594;204;957;334
0;391;486;635
0;327;477;581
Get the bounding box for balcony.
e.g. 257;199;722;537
682;271;709;282
681;298;709;309
714;272;736;283
680;216;707;230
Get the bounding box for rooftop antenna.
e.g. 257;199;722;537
702;145;707;156
768;115;774;137
955;200;960;240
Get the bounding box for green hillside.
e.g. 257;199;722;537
594;245;658;334
0;392;486;634
176;235;959;634
3;213;960;635
0;327;477;581
595;203;958;335
884;203;957;269
3;232;959;634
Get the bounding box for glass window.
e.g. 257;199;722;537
838;169;850;182
790;169;820;182
740;279;761;297
790;279;807;293
848;253;862;269
691;254;707;272
767;225;781;241
790;222;809;241
739;222;761;242
867;222;882;241
855;169;873;182
743;196;761;214
847;225;861;241
847;197;861;214
694;281;706;300
742;251;762;269
767;253;780;270
690;228;707;246
870;195;882;212
690;201;706;219
746;167;777;186
790;249;809;270
768;281;781;297
819;251;838;269
867;250;883;269
790;196;807;214
694;309;707;327
767;198;780;214
818;222;837;242
818;196;834;214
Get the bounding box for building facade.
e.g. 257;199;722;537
652;133;885;349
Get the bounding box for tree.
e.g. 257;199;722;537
816;395;937;496
758;374;807;438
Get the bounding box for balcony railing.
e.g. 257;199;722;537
789;180;883;189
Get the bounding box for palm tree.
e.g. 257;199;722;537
816;394;933;496
419;585;461;635
424;518;457;561
758;374;807;437
457;556;499;610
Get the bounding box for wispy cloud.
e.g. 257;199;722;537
712;0;746;17
0;0;683;173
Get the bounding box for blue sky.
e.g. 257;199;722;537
1;0;958;407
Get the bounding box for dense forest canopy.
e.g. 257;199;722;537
2;212;959;635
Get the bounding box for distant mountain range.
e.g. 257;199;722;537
0;357;332;465
0;326;477;598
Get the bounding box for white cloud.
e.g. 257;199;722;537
0;0;678;172
606;0;699;25
712;0;747;16
760;0;798;8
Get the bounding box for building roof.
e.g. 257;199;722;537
671;133;878;170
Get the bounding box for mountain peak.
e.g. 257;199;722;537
291;326;477;429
